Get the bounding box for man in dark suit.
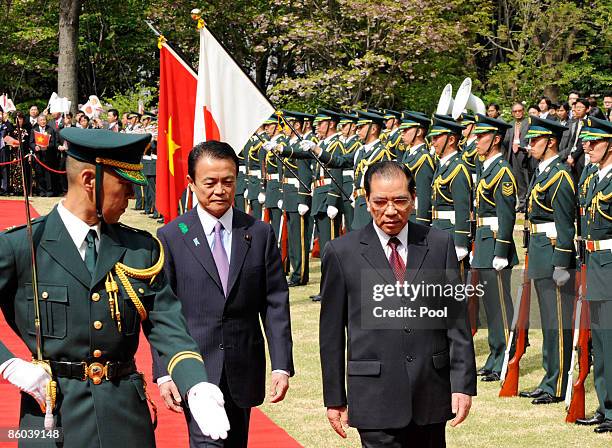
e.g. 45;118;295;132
153;140;294;448
503;102;531;211
319;161;477;447
561;97;590;184
29;114;58;196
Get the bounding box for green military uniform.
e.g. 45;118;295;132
470;115;517;378
525;116;575;401
428;118;472;271
399;112;434;225
382;110;403;160
245;122;271;220
458;114;480;186
234;138;249;212
581;117;612;429
264;132;288;240
339;114;361;232
125;112;145;211
142;115;160;220
0;129;208;447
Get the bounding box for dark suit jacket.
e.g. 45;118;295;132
28;124;57;153
153;207;294;407
319;221;476;429
502;119;529;161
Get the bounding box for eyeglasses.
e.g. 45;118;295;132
369;196;412;211
512;109;524;113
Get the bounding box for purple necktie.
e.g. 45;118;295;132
212;221;230;296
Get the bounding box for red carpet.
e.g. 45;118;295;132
0;199;301;447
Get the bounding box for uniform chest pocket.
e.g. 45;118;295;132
26;283;68;339
119;281;150;336
595;197;612;228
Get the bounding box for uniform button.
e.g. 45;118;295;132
406;356;414;362
41;291;49;299
93;350;102;358
138;288;145;294
219;344;224;350
93;321;103;330
91;293;100;302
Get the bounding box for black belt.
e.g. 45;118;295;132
49;359;137;384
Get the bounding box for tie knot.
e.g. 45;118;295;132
388;237;401;250
86;229;97;247
214;221;224;235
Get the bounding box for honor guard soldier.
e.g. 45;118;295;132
382;109;403;159
268;111;316;286
141;112;162;222
428;116;472;271
338;112;361;232
246;118;273;219
262;117;287;239
296;109;345;254
124;112;145;210
470;114;517;382
399;111;434;225
458;114;480;186
519;116;575;405
0;128;230;446
578;117;612;432
234;135;249;212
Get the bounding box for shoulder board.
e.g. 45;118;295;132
117;222;153;237
3;215;46;234
539;169;575;193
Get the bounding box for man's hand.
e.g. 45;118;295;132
455;246;469;261
263;141;277;152
187;382;230;440
277;199;283;210
35;145;40;152
553;266;570;287
492;256;509;271
327;205;339;220
299;140;316;152
298;204;310;216
268;372;289;403
450;393;472;427
258;192;266;204
567;155;574;167
0;358;51;411
158;380;183;413
327;406;349;438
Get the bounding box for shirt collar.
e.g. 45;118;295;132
363;139;381;152
56;200;101;248
373;221;409;250
197;204;233;236
598;163;612;181
323;132;342;145
438;150;458;166
537;154;559;173
409;142;425;155
482;153;502;171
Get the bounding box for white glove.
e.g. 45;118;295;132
327;205;339;220
244;189;248;197
300;140;316;151
258;192;266;204
492;256;509;271
455;246;469;261
469;251;474;265
187;382;230;440
298;204;309;216
0;358;51;410
552;267;570;287
277;199;283;209
263;141;276;152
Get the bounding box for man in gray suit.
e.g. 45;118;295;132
152;141;294;448
503;103;531;211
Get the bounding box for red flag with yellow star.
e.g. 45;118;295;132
156;39;198;222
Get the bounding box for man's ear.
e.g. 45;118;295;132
186;175;194;191
81;168;96;193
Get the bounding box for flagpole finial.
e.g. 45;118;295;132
191;9;205;29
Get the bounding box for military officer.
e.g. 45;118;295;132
382;109;403;159
245;119;273;219
399;111;434;225
469;114;517;382
518;115;575;405
577;117;612;432
234;136;249;212
458;114;479;185
142;112;162;222
0;128;229;446
338;112;361;232
124;112;146;210
428;116;472;274
262;118;287;239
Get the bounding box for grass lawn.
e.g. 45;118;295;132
23;197;612;447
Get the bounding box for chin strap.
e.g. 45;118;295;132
483;131;499;157
95;162;104;221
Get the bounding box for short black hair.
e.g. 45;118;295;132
364;161;416;196
108;109;119;118
188;140;239;179
575;98;590;108
487;103;500;112
539;96;552;108
558;102;570;112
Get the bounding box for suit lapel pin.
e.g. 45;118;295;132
193;237;200;247
178;222;189;234
245;234;252;242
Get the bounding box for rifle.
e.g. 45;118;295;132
499;222;531;397
466;236;479;336
565;251;591;422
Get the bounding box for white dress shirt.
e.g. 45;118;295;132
373;221;408;266
482;153;502;171
598;163;612;182
536;154;559;175
196;204;233;262
438;150;458;167
57;200;101;260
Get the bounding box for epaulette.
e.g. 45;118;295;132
118;222;153;237
2;216;46;234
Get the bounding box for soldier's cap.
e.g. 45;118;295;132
338;113;359;125
142;111;157;121
580;116;612;141
263;114;278;125
525;115;568;140
127;111;142;119
427;116;466;137
60;128;150;186
355;110;385;127
401;110;427;120
472;113;512;135
282;110;315;123
314;108;342;124
433;113;455;122
366;108;385;116
399;112;430;131
382;109;402;120
457;113;476;125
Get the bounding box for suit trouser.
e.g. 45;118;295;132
315;212;341;257
358;421;446;448
0;147;8;192
184;372;251;448
533;277;574;397
510;151;529;209
33;151;53;196
478;269;514;373
590;300;612;419
287;211;310;284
